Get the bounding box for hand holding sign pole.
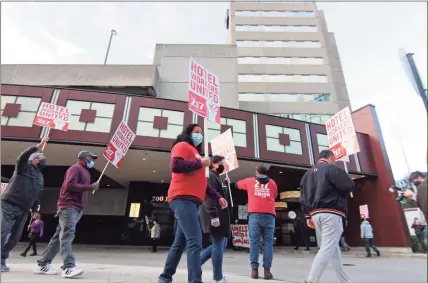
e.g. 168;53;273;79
326;107;360;198
93;121;136;194
188;57;221;178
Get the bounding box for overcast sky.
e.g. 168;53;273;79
2;1;427;180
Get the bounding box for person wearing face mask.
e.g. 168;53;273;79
404;171;427;221
300;150;354;283
1;137;49;273
158;124;228;283
411;217;427;253
34;151;99;278
199;155;231;283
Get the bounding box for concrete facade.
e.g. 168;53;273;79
228;1;351;119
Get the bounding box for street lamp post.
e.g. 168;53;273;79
104;29;117;65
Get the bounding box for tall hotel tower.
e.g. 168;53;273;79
227;1;351;125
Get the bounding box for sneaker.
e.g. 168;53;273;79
365;254;372;258
1;265;10;272
20;253;27;257
30;253;38;257
61;267;83;278
34;264;57;275
215;277;228;283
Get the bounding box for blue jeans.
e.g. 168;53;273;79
200;235;228;281
37;208;82;269
1;201;29;265
248;213;275;269
158;199;202;283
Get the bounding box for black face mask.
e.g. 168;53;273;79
413;181;421;187
216;164;225;174
37;160;47;170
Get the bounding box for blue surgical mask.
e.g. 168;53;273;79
87;160;95;169
191;133;203;147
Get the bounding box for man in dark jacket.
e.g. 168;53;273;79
404;171;427;221
34;151;99;278
199;155;230;283
1;137;49;272
300;150;354;283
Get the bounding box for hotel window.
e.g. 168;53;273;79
238;57;324;65
238;93;266;102
207;118;247;147
269;93;300;102
235;25;317;32
316;133;350;161
302;93;331;102
238;74;328;83
66;100;115;133
273;113;333;125
136;107;184;139
266;125;303;155
1;95;41;127
235;10;314;17
236;40;321;48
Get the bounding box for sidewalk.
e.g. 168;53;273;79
2;263;286;283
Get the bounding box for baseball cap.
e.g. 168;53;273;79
77;151;98;160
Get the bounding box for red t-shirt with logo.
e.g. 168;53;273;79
237;177;278;216
168;142;207;203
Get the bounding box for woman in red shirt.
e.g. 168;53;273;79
158;124;227;283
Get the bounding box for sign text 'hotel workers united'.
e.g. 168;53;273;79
33;102;71;131
325;107;360;160
103;121;136;168
188;57;221;124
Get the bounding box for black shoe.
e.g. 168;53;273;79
376;251;380;257
30;253;37;256
20;253;26;257
305;247;310;251
365;254;372;258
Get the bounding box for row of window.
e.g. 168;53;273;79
239;93;331;103
238;74;328;83
235;10;314;18
238;56;324;65
273;113;333;125
236;40;321;48
236;25;317;32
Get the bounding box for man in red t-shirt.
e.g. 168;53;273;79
237;166;278;280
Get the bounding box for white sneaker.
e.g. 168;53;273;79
215;277;228;283
34;264;57;275
61;267;83;278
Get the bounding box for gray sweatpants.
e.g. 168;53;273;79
307;213;351;283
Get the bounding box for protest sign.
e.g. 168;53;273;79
325;107;360;161
359;204;370;219
1;183;8;196
231;224;250;248
103;121;136;169
210;129;239;174
33;102;71;132
188;57;221;124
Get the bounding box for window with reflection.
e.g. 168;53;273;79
207;118;247;147
236;25;317;32
236;40;321;48
136;107;184;139
238;74;328;83
66;100;115;133
266;124;303;155
235;10;314;18
238;57;324;65
1;95;41;127
272;113;333;125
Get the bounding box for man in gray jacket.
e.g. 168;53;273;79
1;137;48;272
360;219;380;257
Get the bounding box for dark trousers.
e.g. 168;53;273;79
364;238;380;255
416;232;427;252
1;201;29;265
295;229;310;250
152;238;158;252
23;234;39;255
